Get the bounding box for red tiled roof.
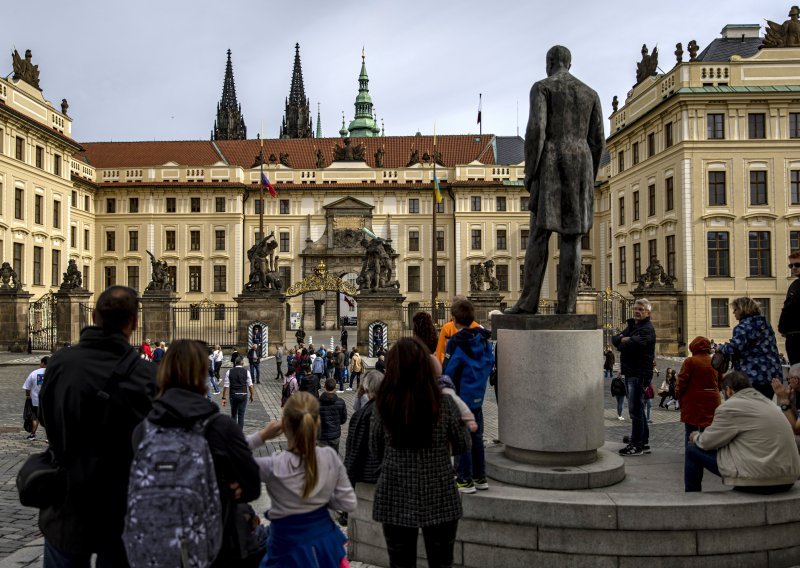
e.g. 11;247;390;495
81;135;496;170
78;141;224;168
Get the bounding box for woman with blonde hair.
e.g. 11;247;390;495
248;392;355;567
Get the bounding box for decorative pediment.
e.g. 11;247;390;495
324;197;374;211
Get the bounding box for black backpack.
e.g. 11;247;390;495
610;376;627;397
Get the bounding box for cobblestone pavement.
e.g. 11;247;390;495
0;349;685;567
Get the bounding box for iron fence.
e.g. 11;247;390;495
172;304;238;348
405;301;452;331
79;303;143;347
29;293;57;351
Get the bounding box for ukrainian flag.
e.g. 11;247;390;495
433;174;443;203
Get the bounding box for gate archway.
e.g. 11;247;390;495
285;261;358;330
596;288;634;346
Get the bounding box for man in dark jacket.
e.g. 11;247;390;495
612;298;656;456
37;286;157;565
318;377;347;454
335;347;346;392
779;250;800;364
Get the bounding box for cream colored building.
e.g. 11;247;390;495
604;23;800;350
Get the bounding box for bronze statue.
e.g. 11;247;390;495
687;40;699;61
145;251;172;292
279;152;290;167
60;259;83;291
406;148;420;167
374;147;385;168
433;150;444;167
11;49;40;89
245;232;282;292
612;96;619;112
61;98;69;115
506;46;605;315
675;42;684;64
0;262;21;290
764;6;800;48
634;257;675;291
635;44;659;84
333;138;365;162
315;148;325;168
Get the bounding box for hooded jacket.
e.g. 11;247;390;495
612;317;656;379
442;326;493;398
719;314;782;387
675;336;721;428
318;391;347;441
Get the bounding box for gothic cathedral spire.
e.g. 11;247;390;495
280;43;313;139
212;49;247;140
347;47;381;138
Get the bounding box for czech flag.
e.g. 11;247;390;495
261;171;277;198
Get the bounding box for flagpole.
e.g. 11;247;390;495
259;124;264;239
478;93;482;141
431;128;438;314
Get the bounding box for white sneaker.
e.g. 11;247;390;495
618;416;625;420
337;390;344;393
345;387;353;391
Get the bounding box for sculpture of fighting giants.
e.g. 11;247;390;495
245;232;282;292
0;262;21;290
506;45;605;315
145;251;172;292
634;257;675;291
470;260;499;292
60;259;83;291
357;230;399;291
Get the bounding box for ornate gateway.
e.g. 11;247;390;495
285;260;358;298
29;292;57;351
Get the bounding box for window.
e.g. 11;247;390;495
496;265;509;291
129;230;138;251
15;137;24;161
214;304;226;320
128;197;139;213
436;265;446;293
435;201;444;214
254;199;263;214
618;196;625;225
521;229;529;249
496;196;507;212
106;231;116;252
166;197;176;213
190;230;200;251
213;265;227;292
633;243;641;280
106;198;116;213
749;231;771;277
408;198;419;214
15;188;24;219
707;113;725;139
665;176;674;211
708;232;730;277
471;229;482;250
436;230;445;252
83;265;89;284
648;184;656;216
34;195;42;224
215;230;226;251
666;235;676;279
711;299;729;327
70;226;76;248
71;190;77;207
581;234;590;250
748;113;766;139
279;199;290;214
33;246;42;285
633;191;640;221
470;196;482;212
84;195;90;211
128;266;139;292
755;298;771;324
408;230;420;252
792;171;800;205
215;197;226;213
191;197;201;213
791;230;800;253
407;266;420;292
617;151;624;173
648;239;657;265
665;122;674;148
497;229;507;250
167;266;177;290
51;250;60;286
35;146;43;169
165;230;176;251
278;267;291;289
791;113;800;139
647;132;656;158
84;229;90;250
279;231;290;253
708;171;727;206
618;246;627;283
104;266;116;288
632;142;640;165
749;171;768;206
189;266;202;292
53;155;61;176
520;264;525;289
13;243;23;280
520;195;529;210
53;200;61;228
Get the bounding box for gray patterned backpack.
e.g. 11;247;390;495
123;417;222;568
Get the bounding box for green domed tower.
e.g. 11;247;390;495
347;49;381;138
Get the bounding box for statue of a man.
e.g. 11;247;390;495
506;46;605;315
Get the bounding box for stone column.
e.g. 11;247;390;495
55;288;92;346
633;288;685;356
140;291;180;346
0;291;33;352
467;291;504;326
234;292;287;355
356;290;406;355
576;290;598;315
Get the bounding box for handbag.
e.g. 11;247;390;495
23;399;34;433
711;351;730;374
16;447;65;509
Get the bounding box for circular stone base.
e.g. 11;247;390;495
485;444;625;489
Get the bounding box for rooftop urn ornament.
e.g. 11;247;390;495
61;98;69;115
675;42;684;63
687;40;699;61
763;5;800;48
612;96;619;112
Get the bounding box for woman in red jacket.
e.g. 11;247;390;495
675;336;722;488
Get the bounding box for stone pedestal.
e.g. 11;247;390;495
55;288;92;346
141;291;180;346
356;290;406;355
633;288;684;356
467;291;504;326
234;292;286;355
576;290;598;315
0;291;33;352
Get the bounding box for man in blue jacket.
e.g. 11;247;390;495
612;298;656;456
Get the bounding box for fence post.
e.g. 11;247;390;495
0;290;33;352
55;289;92;347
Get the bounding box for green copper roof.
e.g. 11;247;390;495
677;85;800;94
348;49;379;138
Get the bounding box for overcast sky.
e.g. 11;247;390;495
4;0;789;143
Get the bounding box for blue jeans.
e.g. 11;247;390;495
230;394;248;429
335;368;344;391
604;369;613;379
456;407;485;482
685;442;720;492
208;372;220;394
250;362;260;383
615;395;626;417
44;539;127;568
645;398;652;421
625;376;650;447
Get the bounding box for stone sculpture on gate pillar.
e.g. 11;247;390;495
145;251;173;293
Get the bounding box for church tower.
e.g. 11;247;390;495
347;48;381;138
280;43;313;139
211;49;247;140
